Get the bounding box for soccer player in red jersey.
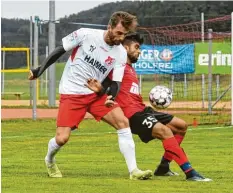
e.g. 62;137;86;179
28;12;152;180
86;33;212;182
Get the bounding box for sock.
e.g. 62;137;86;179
162;137;193;173
117;128;137;173
45;137;61;163
159;157;171;168
161;134;185;166
174;134;184;145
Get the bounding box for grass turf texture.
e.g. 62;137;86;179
2;119;233;193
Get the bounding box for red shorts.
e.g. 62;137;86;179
56;93;119;128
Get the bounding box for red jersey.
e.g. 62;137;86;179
109;64;145;118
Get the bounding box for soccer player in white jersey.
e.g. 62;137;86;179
28;11;152;180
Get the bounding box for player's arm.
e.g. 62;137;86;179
104;79;122;108
85;77;112;95
86;67;124;102
107;81;121;101
104;59;126;108
85;77;119;107
28;28;87;80
28;45;66;80
107;47;127;101
85;75;121;107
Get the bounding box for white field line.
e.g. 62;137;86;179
1;126;232;139
188;126;232;131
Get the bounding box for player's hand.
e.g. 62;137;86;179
105;95;116;108
84;78;102;93
28;68;40;80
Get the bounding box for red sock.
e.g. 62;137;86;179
174;134;184;144
163;134;185;161
162;137;188;166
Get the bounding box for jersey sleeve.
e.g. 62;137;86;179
62;28;87;51
112;47;127;82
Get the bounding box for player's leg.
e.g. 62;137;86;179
166;117;188;135
45;126;71;178
129;107;211;181
152;122;211;181
155;116;188;176
128;106;177;176
89;95;152;180
155;117;188;174
102;107;152;180
166;116;188;145
149;109;208;180
45;94;90;177
128;107;177;176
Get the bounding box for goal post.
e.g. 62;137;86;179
1;47;30;72
1;47;39;101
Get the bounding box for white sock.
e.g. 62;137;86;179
45;137;61;163
117;128;137;173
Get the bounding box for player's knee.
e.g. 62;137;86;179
152;123;173;140
56;134;70;146
55;127;71;146
115;116;129;129
183;122;188;132
179;120;188;134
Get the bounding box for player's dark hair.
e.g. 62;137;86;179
123;33;144;45
108;11;138;32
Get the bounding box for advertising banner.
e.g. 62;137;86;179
195;42;231;74
133;44;195;74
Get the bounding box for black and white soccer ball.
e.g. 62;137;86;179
149;85;173;109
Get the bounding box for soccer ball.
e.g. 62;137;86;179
149;85;172;109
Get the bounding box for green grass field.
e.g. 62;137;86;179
2;119;233;193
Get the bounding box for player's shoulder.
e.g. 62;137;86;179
119;44;127;52
113;44;126;55
124;63;132;73
118;44;127;58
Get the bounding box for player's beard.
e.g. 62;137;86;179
128;53;139;63
108;31;122;46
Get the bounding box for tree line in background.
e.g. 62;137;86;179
1;1;232;68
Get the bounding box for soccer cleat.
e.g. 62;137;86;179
45;160;62;178
154;169;179;176
186;174;212;182
130;168;153;180
154;165;179;176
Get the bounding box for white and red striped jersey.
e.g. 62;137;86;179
59;28;127;94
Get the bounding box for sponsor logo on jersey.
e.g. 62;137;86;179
130;82;139;95
89;45;96;52
84;55;107;74
105;56;115;66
